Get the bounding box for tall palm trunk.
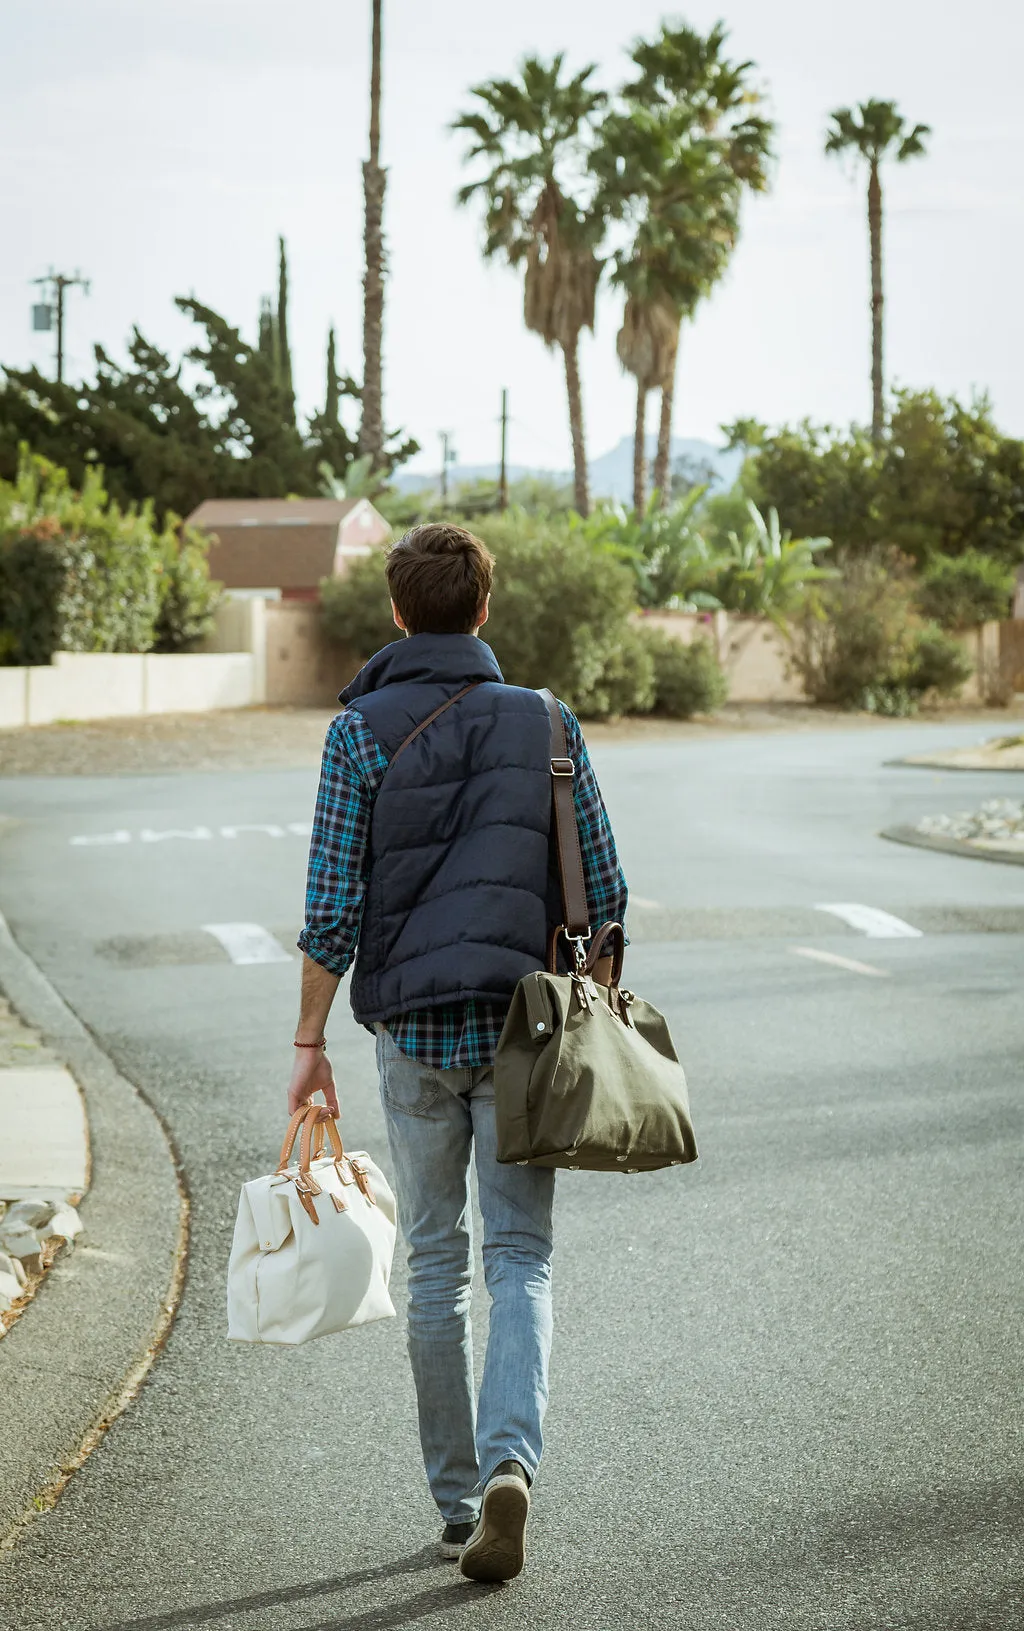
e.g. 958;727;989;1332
359;0;386;468
633;382;648;514
562;335;589;518
867;159;884;442
652;322;681;504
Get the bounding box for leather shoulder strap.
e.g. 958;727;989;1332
538;688;590;940
389;681;482;768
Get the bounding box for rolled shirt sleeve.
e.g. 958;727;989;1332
297;711;388;978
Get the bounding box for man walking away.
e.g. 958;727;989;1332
287;523;628;1582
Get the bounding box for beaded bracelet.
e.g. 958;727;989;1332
293;1038;326;1050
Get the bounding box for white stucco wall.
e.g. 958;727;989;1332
0;651;257;728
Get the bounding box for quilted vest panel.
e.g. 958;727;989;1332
341;635;554;1025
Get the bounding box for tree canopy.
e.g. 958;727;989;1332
0;289;415;520
726;390;1024;565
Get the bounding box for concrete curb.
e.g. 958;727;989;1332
886;756;1024;773
880;824;1024;868
0;911;188;1551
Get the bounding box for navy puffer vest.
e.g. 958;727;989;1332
341;634;553;1025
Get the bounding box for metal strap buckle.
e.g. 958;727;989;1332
551;757;574;777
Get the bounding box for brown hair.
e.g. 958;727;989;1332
385;523;494;635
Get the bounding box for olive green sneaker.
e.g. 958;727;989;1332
438;1520;477;1560
459;1460;530;1583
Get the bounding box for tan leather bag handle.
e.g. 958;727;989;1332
276;1105;323;1172
300;1108;344;1175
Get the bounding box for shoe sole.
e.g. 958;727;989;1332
438;1538;470;1560
459;1476;529;1583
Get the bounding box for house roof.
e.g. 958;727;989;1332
185;496;390;591
188;497;364;528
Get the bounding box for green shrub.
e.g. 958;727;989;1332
904;622;974;695
915;550;1013;630
320;512;653;719
791;551;973;710
639;627;728;717
710;502;835;619
152;520;222;652
476;512;649;718
320;550;397;658
575;627;656;720
859;683;917;717
0;449;171;663
790;553;911;708
0;520;67;665
575;490;722;611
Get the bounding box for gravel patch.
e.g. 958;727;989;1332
1;701;1019;778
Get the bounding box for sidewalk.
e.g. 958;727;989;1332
0;997;87;1333
0;914;187;1551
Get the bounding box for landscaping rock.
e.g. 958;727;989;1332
0;1251;26;1313
0;1197;82;1259
916;797;1024;849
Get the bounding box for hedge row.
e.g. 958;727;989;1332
0;450;220;666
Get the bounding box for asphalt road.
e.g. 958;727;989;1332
0;721;1022;1631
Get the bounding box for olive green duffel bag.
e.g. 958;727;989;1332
493;692;698;1174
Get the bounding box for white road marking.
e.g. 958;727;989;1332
814;902;922;939
69;822;311;847
219;823;286;839
201;923;294;965
790;946;889;978
630;896;663;910
141;826;213;843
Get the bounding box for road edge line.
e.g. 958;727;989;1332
0;911;190;1555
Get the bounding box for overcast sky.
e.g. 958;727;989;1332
3;0;1022;478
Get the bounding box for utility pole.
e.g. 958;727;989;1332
498;387;509;511
31;269;90;385
439;431;455;503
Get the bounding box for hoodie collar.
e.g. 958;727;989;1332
340;632;504;703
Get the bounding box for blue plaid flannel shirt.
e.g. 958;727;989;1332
298;701;628;1070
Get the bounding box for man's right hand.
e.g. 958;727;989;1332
287;1047;340;1119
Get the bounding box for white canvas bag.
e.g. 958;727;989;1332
227;1104;397;1345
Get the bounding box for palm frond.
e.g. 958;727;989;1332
825;99;930;167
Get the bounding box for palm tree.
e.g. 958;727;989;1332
359;0;386;469
595;23;772;509
825;99;930;441
453;56;606;516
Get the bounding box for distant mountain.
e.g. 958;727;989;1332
394;435;742;503
589;436;743;502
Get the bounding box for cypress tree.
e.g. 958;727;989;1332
276;235;295;426
257;295;277;362
325;326;339;423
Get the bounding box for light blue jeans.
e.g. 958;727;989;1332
375;1026;555;1525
